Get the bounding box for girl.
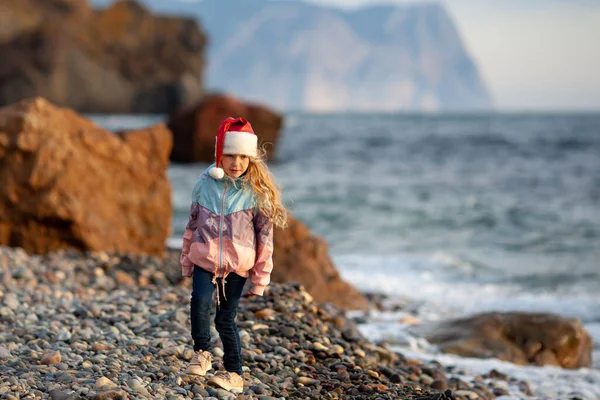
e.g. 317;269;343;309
180;117;287;394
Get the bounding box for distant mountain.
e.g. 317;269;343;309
92;0;493;111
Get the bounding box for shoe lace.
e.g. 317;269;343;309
218;371;240;382
193;350;210;364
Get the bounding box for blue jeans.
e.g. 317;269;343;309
190;266;247;374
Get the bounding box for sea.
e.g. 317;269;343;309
91;112;600;400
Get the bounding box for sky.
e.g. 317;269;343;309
306;0;600;111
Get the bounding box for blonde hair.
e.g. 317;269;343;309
224;148;288;228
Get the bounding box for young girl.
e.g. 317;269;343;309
180;117;287;394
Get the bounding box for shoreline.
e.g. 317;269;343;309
0;245;538;400
2;246;599;399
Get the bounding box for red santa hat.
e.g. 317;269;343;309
209;117;258;179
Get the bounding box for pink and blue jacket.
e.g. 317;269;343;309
180;165;274;296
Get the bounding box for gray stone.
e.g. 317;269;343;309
213;347;224;358
455;390;479;399
2;293;19;310
12;265;35;280
128;378;151;397
49;389;72;400
216;388;236;399
57;373;75;383
90;389;128;400
192;385;209;397
169;387;187;396
281;326;295;337
0;346;11;360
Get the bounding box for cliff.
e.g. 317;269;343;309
114;0;493;112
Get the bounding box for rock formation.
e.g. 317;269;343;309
0;97;172;257
410;312;592;369
272;216;369;311
0;0;206;113
168;93;282;163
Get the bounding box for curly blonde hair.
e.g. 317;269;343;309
224;148;288;228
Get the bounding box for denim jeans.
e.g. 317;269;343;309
190;266;247;374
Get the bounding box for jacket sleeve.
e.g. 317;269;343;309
180;183;201;277
250;211;274;295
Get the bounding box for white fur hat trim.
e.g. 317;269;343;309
222;131;258;157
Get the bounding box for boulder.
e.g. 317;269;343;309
271;216;368;311
0;0;206;113
168;93;282;163
0;97;172;257
410;312;592;369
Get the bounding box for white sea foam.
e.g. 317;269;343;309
354;311;600;399
393;345;600;400
86;114;164;131
338;252;600;399
166;237;184;249
334;253;600;323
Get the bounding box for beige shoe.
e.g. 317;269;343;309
208;371;243;394
185;350;212;376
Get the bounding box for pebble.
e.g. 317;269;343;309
297;376;316;385
455;389;479;399
216;388;236;399
493;387;511;397
127;378;145;393
367;370;379;379
431;379;449;390
56;330;72;342
0;346;11;360
40;350;61;365
48;389;70;400
280;326;295;337
255;308;275;320
91;389;127;400
2;293;19;310
94;377;117;390
312;342;328;351
332;344;344;355
213;347;225;358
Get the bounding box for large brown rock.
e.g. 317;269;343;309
271;216;368;311
168;93;282;163
0;0;206;113
0;97;172;257
410;312;592;369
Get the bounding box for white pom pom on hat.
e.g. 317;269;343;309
208;117;258;179
208;166;225;179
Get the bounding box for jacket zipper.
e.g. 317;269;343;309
218;181;229;278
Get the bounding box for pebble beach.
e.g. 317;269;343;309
0;246;533;400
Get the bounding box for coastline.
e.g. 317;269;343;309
0;245;539;400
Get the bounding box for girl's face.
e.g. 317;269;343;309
221;154;250;178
